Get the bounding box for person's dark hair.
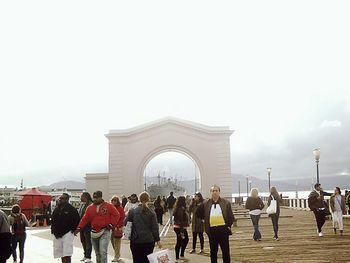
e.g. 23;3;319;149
173;196;186;214
93;191;103;198
11;204;21;214
335;187;341;195
270;186;278;196
82;192;93;203
62;193;70;200
170;191;174;196
111;195;121;207
314;183;321;189
130;193;138;203
195;192;204;203
156;195;161;201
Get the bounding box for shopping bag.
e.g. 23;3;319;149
147;249;174;263
122;221;132;240
266;196;277;215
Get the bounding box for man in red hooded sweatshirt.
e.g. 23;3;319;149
75;191;120;263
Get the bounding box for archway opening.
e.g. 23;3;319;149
143;151;201;199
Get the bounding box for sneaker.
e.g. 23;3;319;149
199;249;204;254
111;258;120;262
180;256;189;261
175;260;184;263
81;258;86;262
318;232;323;237
189;249;196;254
84;259;92;263
273;237;279;241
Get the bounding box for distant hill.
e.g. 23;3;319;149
48;180;85;190
147;174;350;196
231;174;350;193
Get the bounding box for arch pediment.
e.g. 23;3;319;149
106;117;234;138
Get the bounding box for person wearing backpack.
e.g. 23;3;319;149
8;205;29;263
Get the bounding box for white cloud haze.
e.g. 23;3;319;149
0;1;349;187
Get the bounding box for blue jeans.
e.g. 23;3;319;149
12;233;26;262
250;214;261;240
91;230;111;263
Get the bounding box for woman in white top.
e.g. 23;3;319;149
245;188;264;241
124;194;139;216
330;187;346;235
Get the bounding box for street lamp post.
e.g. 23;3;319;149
313;148;321;184
238;180;241;205
246;175;249;197
267;167;272;192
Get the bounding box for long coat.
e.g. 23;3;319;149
329;194;346;214
189;202;204;233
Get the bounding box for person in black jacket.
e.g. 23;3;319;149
124;191;161;263
78;192;93;263
154;195;164;225
245;188;264;241
51;193;80;263
173;196;189;262
308;183;332;237
167;192;176;225
267;187;283;240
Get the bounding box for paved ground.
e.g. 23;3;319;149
23;227;210;263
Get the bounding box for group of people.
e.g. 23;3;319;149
244;183;348;244
308;183;347;237
245;187;283;241
1;183;348;263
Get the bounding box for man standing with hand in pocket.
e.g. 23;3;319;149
197;185;234;263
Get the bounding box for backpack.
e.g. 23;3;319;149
13;214;25;235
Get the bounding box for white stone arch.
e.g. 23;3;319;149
85;117;234;199
138;145;203;193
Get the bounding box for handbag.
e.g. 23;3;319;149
147;249;173;263
266;196;277;215
122;221;133;240
112;226;123;238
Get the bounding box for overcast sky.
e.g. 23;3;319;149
1;1;349;187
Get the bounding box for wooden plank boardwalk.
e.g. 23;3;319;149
159;207;350;262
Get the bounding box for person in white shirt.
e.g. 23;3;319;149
124;194;139;216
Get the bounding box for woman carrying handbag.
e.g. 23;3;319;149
111;196;126;262
267;187;282;241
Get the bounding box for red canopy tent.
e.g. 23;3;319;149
16;188;52;221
